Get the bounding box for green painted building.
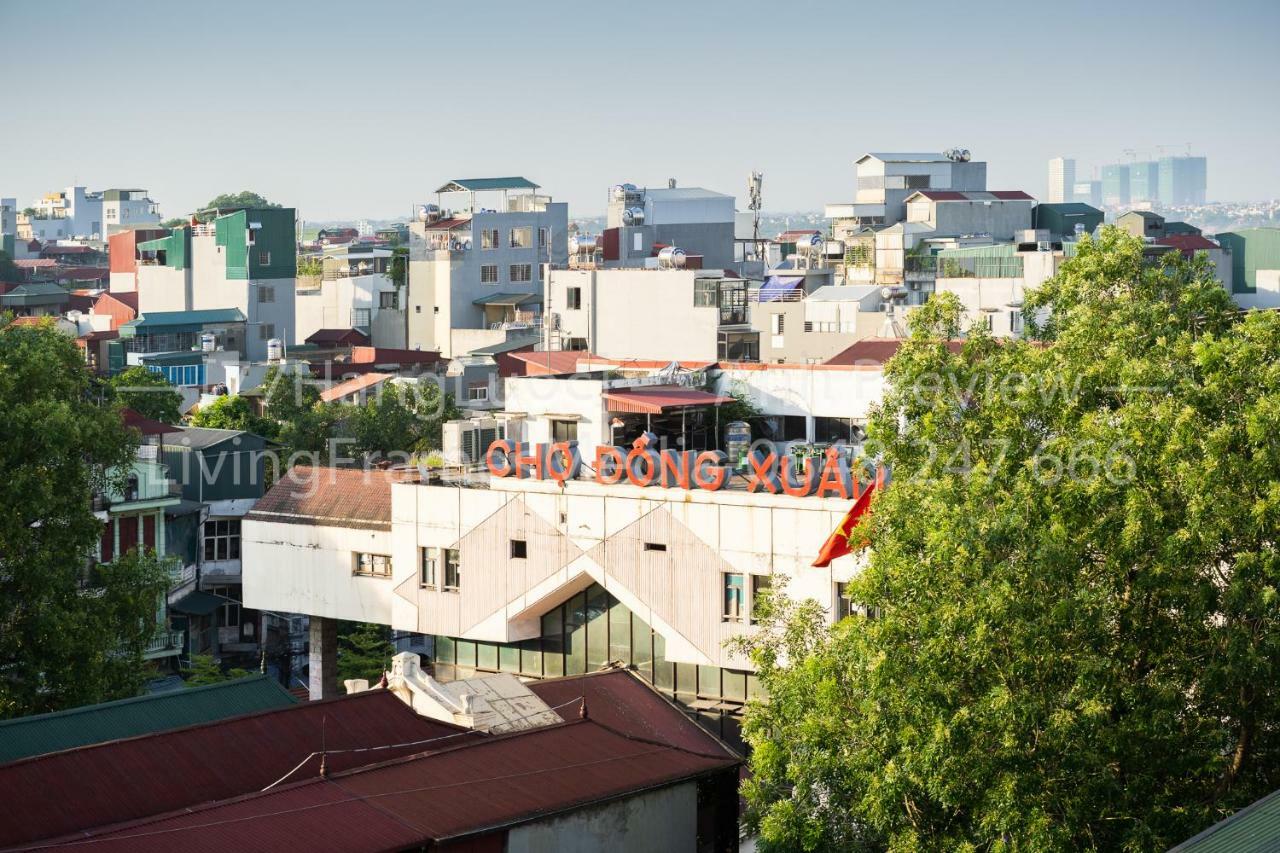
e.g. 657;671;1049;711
1214;228;1280;294
1034;203;1104;238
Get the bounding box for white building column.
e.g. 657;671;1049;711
309;616;338;700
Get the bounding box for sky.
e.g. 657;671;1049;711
2;0;1278;221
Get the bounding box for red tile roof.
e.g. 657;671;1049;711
349;345;444;365
319;371;395;403
14;258;57;268
110;291;139;311
121;407;180;436
80;328;120;342
245;464;411;530
0;690;476;849
46;717;737;851
825;336;963;366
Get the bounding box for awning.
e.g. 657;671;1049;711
170;591;224;617
603;387;734;415
472;293;541;307
757;275;804;302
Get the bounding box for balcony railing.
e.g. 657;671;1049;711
144;629;185;657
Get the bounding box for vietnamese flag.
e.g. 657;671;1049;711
812;477;880;568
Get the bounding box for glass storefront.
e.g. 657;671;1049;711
430;582;762;750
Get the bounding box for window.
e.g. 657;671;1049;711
258;250;271;265
643;542;667;553
538;227;548;248
566;287;582;310
443;548;461;591
354;552;392;577
124;475;139;501
258;324;276;340
467;382;489;402
420;548;437;588
379;291;399;309
480;228;500;249
219;599;240;628
203;519;241;561
257;285;275;303
750;574;771;623
480;264;499;284
904;174;931;189
509;226;532;248
632;232;644;252
510;539;527;559
1010;310;1024;335
510;263;532;283
551;419;577;443
693;278;718;308
723;573;746;622
771;314;785;335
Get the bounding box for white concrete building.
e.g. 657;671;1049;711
827;150;988;239
294;245;404;347
21;185;159;241
1047;157;1076;204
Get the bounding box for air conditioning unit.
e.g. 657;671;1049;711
443;417;506;468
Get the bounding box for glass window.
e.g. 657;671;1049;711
480;228;500;249
219;600;240;629
257;285;275;303
609;600;632;666
203;519;241;561
566;591;587;675
538;227;548;248
443;548;460;590
586;585;609;671
258;250;271;265
509;263;532;283
566;287;582;310
551;419;577;443
480;264;499;284
477;642;498;671
499;644;520;672
355;552;392;577
693;278;718;307
435;634;455;665
750;574;771;623
258;324;275;340
509;226;532;248
723;572;746;622
419;548;436;588
467;383;489;401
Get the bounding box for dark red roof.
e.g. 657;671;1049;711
989;190;1035;200
40;244;95;255
603;387;735;415
48;718;737;851
911;190;1034;202
98;290;139;311
305;327;371;347
349;346;444;365
245;464;413;530
1155;234;1218;255
81;329;120;342
913;190;968;201
423;217;470;230
825;336;963;366
0;690;475;849
121;407;178;436
507;349;598;375
528;669;738;758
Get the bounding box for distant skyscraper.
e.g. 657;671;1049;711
1073;180;1102;208
1158;156;1207;205
1129;161;1160;204
1101;164;1131;208
1047;157;1076;204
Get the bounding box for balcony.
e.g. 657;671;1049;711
144;629;185;659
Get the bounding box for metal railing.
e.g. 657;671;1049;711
145;629;185;656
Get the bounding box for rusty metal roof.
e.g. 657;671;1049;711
0;689;477;849
44;718;738;851
245;465;410;531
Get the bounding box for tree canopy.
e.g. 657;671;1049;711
197;191;280;222
336;622;395;685
190;394;277;439
736;228;1280;851
0;323;172;717
108;365;183;425
0;251;20;283
183;653;251;687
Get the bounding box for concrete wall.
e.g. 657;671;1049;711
910;199;1035;241
715;363;885;421
136;263;191;314
751;300;883;364
506;782;696;853
243;519;395;624
934;277;1025;337
1234;269;1280;310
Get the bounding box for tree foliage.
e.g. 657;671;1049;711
336;622;395;685
183;653;251;687
349;381;459;460
0;324;172;717
737;228;1280;851
196;191;279;223
190;394;276;439
0;251;20;283
109;365;183;424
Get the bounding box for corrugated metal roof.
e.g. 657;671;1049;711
1170;788;1280;853
825;337;964;366
0;689;476;849
858;152;951;163
245;465;408;530
506;349;597;374
121;308;246;331
164;425;249;449
603;387;734;414
51;718;737;851
436;177;540;193
472;292;541;307
0;675;294;764
468;335;540;355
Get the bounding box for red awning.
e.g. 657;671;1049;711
602;387;734;415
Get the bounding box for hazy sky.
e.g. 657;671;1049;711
2;0;1277;221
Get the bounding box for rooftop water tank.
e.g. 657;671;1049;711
266;338;283;362
658;246;686;268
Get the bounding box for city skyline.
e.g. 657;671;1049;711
2;0;1279;220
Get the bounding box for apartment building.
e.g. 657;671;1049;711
599;180;736;270
406;177;567;358
106;227;167;292
294;244;405;347
1047;157;1075;204
826;150;988;240
134;207;297;361
20;186;160;241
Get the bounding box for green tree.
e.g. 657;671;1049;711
736;228;1280;851
190;394;276;438
183;653;251;686
262;366;351;463
387;246;408;288
109;365;183;424
349;381;460;460
336;622;394;685
160;217;186;229
0;323;173;717
197;191;279;222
